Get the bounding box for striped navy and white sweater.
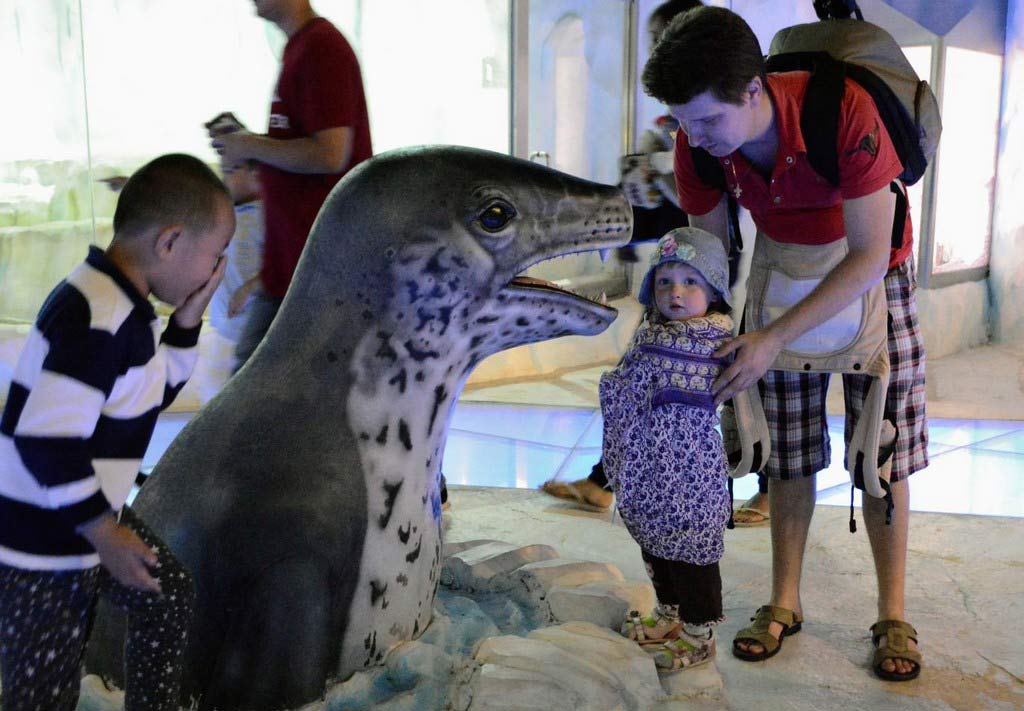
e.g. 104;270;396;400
0;247;200;571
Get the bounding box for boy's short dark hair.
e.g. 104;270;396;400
642;6;766;106
113;153;229;238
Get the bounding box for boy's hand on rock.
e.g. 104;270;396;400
80;515;162;594
174;255;228;329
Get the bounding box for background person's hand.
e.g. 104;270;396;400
228;278;258;318
712;328;784;405
174;255;228;329
620;154;663;209
80;515;162;594
204;111;246;137
98;175;129;193
211;131;255;173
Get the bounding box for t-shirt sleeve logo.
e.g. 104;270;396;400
847;122;880;158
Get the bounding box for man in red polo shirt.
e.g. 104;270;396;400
210;0;372;368
642;6;926;680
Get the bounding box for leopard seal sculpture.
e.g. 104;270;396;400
86;145;631;709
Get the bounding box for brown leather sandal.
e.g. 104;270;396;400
870;619;921;681
732;605;803;661
539;479;612;512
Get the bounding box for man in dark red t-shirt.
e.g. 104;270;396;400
210;0;372;368
643;6;926;681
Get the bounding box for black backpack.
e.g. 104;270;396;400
691;0;941;191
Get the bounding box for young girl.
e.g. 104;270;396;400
600;227;733;672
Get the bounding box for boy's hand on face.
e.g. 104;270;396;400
174;255;228;329
80;515;162;594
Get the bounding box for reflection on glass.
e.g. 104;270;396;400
527;1;628;286
357;0;510;153
529;4;626;185
932;46;1002;274
1;2;91;325
0;0;511;331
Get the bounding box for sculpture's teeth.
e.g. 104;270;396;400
599;248;611;262
599;292;608;306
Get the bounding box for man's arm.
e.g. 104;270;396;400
711;184;895;405
214;126;354;175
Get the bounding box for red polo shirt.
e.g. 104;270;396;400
674;72;913;269
259;18;373;297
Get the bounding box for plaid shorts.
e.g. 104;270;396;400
761;258;928;482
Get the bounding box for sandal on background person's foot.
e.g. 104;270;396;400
621;608;682;646
870;619;921;681
650;631;716;673
732;605;803;661
732;492;770;527
539;478;612;512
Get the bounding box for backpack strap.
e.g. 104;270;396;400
890;180;908;249
690;145;727;192
727;384;771;481
722;311;772;481
765;51;929;188
687;146;745;284
764;51;846;187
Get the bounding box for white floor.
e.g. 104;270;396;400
144;402;1024;519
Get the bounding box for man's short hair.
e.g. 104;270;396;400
113;153;229;238
642;6;766;106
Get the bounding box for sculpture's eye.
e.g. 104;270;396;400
478;201;516;232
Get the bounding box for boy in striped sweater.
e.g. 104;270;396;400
0;154;234;711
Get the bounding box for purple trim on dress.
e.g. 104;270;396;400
651;388;716;411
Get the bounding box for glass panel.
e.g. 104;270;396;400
901;45;932;262
81;2;277;167
931;46;1002;274
0;0;510;404
528;3;626;183
525;0;628;287
0;0;509;322
0;1;91;326
357;0;510;153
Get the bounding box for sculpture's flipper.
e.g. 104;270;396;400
201;557;336;711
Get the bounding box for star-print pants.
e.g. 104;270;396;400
0;508;195;711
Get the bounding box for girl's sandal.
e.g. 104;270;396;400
621;608;682;647
650;633;716;673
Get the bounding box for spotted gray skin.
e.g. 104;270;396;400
85;145;631;710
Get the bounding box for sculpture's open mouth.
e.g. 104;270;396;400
506;275;613;311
